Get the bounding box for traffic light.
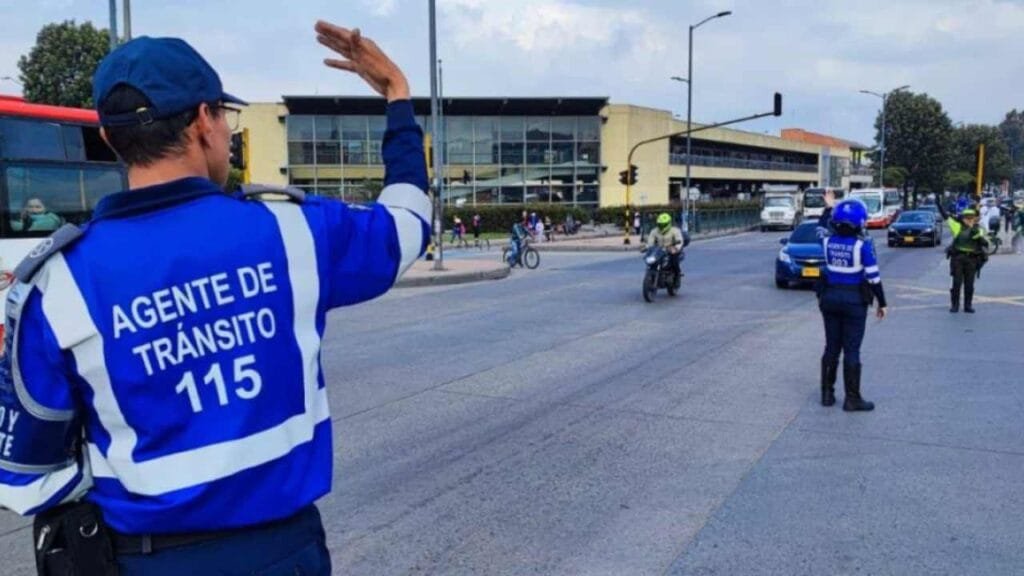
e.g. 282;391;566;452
229;132;245;171
773;92;783;117
619;165;639;186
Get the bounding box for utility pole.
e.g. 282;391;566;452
429;0;445;270
108;0;119;51
439;58;445;213
123;0;132;42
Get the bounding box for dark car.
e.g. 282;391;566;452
775;221;825;289
888;210;943;247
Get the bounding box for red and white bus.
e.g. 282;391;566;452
0;95;126;296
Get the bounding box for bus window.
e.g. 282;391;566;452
4;164;124;233
62;124;86;161
0;118;65;160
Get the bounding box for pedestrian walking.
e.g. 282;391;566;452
0;21;429;575
633;211;641;236
817;192;888;412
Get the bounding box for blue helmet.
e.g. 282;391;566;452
832;198;868;229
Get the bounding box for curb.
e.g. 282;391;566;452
395;265;510;288
532;227;757;253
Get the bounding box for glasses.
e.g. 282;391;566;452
212;104;242;131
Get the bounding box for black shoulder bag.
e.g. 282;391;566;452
33;501;119;576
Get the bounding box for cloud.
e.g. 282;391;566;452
360;0;398;17
439;0;671;81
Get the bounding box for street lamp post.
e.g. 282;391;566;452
860;85;909;189
685;11;731;233
670;76;689;229
428;0;445;270
0;76;21;89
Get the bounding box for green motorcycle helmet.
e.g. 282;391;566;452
656;212;672;232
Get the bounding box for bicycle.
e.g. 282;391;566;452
502;238;540;269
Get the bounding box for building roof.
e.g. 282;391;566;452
780;128;871;151
282;96;609;117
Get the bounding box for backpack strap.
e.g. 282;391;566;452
13;224;85;283
239;184;306;204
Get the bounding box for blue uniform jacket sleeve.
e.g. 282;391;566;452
860;238;881;285
315;100;432;309
817;207;833;239
0;286;91;515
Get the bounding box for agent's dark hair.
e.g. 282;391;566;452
99;85;218;166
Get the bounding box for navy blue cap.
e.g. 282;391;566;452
92;36;246;127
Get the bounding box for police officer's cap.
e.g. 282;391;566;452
93;37;247;127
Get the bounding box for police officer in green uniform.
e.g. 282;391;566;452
937;202;990;313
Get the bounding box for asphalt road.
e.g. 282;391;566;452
2;231;1022;575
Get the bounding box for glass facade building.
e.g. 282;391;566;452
283;97;606;206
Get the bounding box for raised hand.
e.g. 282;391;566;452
315;20;410;102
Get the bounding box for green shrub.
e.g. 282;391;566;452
594;201;761;224
439;204;591;234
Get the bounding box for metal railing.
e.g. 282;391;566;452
685;207;761;234
850;165;874;176
670;153;818;174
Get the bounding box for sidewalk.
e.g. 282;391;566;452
395;257;509;288
534;225;757;252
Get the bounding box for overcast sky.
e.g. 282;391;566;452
1;0;1022;144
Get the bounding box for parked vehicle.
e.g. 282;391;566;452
775;221;825;289
641;245;681;302
887;211;943;247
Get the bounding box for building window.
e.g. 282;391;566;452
288;142;314;165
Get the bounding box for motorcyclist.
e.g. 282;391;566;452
645;212;686;284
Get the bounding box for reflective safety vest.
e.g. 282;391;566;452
0;101;430;534
823;235;881;286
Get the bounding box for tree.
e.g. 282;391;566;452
999;109;1024;187
882;166;908;188
17;21;110;108
944;171;974;193
872;91;954;201
951;124;1012;189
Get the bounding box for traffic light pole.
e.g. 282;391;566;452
623;95;782;244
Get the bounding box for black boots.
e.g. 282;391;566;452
964;285;975;313
950;289;959;313
820;357;838;407
842;364;874;412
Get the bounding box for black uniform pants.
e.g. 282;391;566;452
820;291;868;368
950;253;979;304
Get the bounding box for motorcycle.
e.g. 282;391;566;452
642;245;682;302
